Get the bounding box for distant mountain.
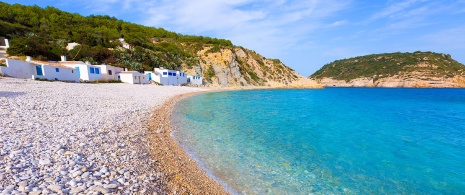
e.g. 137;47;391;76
0;2;320;87
310;51;465;88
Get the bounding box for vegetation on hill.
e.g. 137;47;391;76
0;2;302;86
0;2;231;72
310;51;465;81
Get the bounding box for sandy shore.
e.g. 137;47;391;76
147;92;229;194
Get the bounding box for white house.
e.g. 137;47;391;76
118;38;131;50
187;75;203;85
117;71;149;84
64;62;102;81
0;59;36;78
177;71;188;85
144;71;155;82
0;58;79;82
32;62;80;82
152;68;188;85
66;42;79;51
95;65;123;81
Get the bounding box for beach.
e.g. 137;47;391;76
0;77;226;194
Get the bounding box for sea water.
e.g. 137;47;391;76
170;88;465;194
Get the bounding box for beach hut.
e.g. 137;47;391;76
117;71;149;84
177;71;188;85
0;59;36;78
152;68;188;85
144;71;155;82
0;58;79;82
64;62;102;81
32;62;79;82
187;75;203;85
95;64;124;81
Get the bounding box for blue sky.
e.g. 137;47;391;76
4;0;465;76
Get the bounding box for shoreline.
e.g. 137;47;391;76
147;90;230;194
0;78;209;194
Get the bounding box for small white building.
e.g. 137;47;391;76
152;68;188;85
95;65;123;81
32;63;79;82
0;59;36;78
187;75;203;85
118;71;149;84
66;42;79;51
144;71;155;82
118;38;131;50
177;71;187;84
64;62;102;81
0;58;79;82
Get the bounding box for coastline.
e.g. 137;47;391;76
0;77;320;194
147;90;230;194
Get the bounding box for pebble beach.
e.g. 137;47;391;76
0;77;225;194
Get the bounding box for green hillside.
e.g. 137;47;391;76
310;51;465;81
0;2;231;71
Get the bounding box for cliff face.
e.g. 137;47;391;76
319;76;465;88
311;52;465;88
182;46;320;88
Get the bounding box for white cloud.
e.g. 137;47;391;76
329;20;348;27
136;0;350;58
368;0;424;21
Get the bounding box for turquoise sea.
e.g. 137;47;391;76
170;88;465;194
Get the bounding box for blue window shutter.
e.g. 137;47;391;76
90;67;95;74
36;66;43;76
95;68;100;74
55;68;59;72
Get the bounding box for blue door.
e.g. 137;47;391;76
75;67;80;77
148;73;152;80
36;65;43;76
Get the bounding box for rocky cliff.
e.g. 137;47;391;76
182;45;320;88
310;51;465;88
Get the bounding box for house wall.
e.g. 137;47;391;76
177;71;188;85
153;69;169;85
144;71;154;81
0;59;35;78
118;72;149;84
188;75;203;85
70;64;102;81
153;74;169;85
118;73;135;84
168;70;178;85
152;68;188;85
35;65;80;82
96;65;123;81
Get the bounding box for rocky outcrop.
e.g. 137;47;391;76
181;46;318;88
318;76;465;88
311;51;465;88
